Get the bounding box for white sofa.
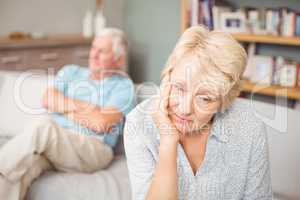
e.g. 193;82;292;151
0;70;299;200
0;70;132;200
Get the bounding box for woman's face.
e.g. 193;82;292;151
167;63;221;135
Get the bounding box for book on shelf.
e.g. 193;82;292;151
279;63;297;87
241;7;300;36
296;15;300;36
280;7;296;37
212;5;231;30
243;43;256;79
246;8;261;34
273;56;285;85
277;59;298;87
265;8;280;35
297;63;300;87
244;55;300;88
187;0;231;30
249;55;274;86
190;0;199;26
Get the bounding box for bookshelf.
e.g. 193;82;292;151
180;0;300;100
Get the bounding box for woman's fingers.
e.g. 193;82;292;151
152;72;179;140
160;72;172;113
152;98;169;125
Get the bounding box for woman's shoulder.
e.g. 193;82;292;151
127;98;156;121
226;98;262;124
221;98;266;139
125;98;158;137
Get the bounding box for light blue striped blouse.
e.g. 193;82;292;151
124;98;272;200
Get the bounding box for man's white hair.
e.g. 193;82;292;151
97;28;128;61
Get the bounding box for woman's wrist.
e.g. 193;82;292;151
160;129;179;141
159;133;179;153
160;134;179;145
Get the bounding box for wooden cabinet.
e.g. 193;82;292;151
0;34;92;73
72;46;91;67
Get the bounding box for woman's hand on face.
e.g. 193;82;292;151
152;74;180;146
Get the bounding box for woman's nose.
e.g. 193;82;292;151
178;94;193;115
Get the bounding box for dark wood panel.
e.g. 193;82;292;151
0;43;91;73
72;46;90;67
24;47;73;73
0;34;92;50
0;50;26;71
0;34;92;73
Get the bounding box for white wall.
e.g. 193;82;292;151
0;0;124;36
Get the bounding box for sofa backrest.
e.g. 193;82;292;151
0;70;52;136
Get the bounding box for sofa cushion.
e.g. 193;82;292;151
27;155;131;200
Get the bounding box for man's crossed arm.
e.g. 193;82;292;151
42;87;123;133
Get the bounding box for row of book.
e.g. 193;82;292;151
244;55;300;88
242;7;300;36
187;0;300;37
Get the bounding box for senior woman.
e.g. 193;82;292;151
124;26;272;200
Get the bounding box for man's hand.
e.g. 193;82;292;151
65;108;109;133
65;106;123;133
42;87;123;133
42;87;77;114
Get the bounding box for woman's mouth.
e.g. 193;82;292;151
173;113;192;124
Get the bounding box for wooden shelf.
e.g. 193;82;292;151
232;33;300;46
180;0;300;46
242;80;300;100
0;34;93;50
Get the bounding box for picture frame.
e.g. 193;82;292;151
220;12;247;33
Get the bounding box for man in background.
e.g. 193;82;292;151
0;28;135;200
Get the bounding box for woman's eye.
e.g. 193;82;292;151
173;85;184;93
178;87;184;92
195;95;212;103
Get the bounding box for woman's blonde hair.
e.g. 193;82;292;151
161;25;247;111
